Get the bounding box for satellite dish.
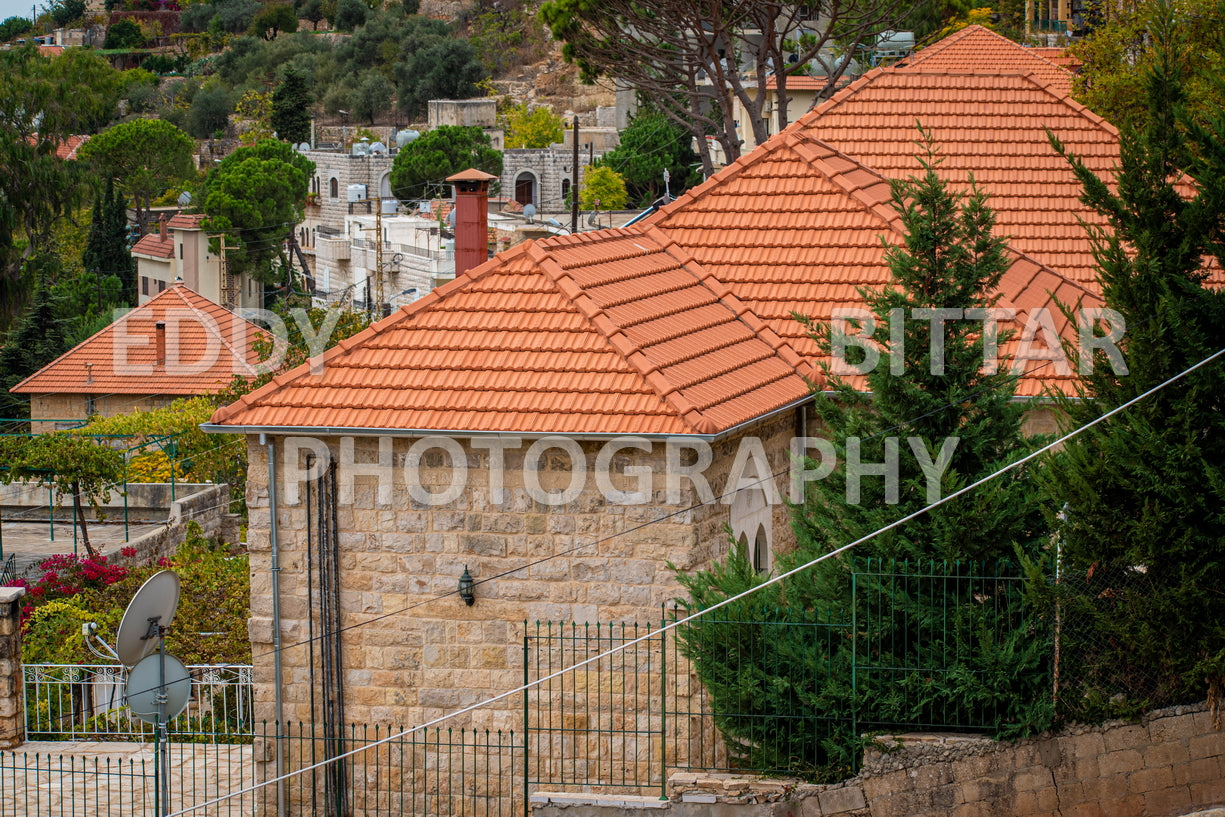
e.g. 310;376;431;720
546;218;561;228
115;571;180;667
299;142;312;152
125;652;191;724
396;129;419;147
176;191;192;206
369;141;386;154
523;203;536;222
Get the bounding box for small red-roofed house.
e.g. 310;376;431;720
133;213;261;308
11;283;273;432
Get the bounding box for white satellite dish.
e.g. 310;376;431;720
523;203;536;223
116;570;180;667
298;142;311;152
125;652;191;724
176;191;192;207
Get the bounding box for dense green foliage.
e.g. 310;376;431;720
597;111;701;206
78;118;195;235
248;2;298;39
1073;0;1225;136
1037;12;1225;721
503;103;564;149
104;18;145;49
200;138;314;283
675;137;1050;776
270;68;313;144
579;165;627;210
389;125;502;200
76;179;135;327
0;275;69;418
0;16;33;41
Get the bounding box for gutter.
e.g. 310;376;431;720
200;395;816;445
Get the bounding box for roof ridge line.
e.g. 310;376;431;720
785;135;906;236
171;286;269;378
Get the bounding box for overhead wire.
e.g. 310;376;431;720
166;342;1225;815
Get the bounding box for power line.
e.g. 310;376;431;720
167;343;1225;815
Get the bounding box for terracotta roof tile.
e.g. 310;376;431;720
902;27;1074;96
11;284;274;397
209;31;1147;437
131;230;174;259
167;213;205;230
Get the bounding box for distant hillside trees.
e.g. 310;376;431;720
0;16;33;41
104;18;144;49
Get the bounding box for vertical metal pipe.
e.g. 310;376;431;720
261;433;286;817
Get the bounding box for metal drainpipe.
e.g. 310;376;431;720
261;433;286;817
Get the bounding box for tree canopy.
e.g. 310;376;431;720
248;3;298;39
1039;6;1225;720
541;0;905;173
78;118;195;235
389;125;502;201
597;111;702;206
503;103;565;149
270;68;313;144
200;138;315;284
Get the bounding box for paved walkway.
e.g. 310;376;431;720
0;740;258;817
1;521;165;576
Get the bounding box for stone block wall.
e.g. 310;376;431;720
641;703;1225;817
0;587;25;749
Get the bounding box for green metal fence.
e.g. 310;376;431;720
524;559;1042;794
5;560;1041;815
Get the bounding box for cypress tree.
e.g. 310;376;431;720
270;69;313;145
82;179;135;302
1038;7;1225;720
675;133;1051;777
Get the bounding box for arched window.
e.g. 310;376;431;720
329;177;339;199
731;485;771;574
561;178;572;205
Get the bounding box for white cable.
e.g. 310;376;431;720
165;344;1225;815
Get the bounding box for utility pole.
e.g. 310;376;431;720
571;115;580;234
212;233;233;309
355;199;385;316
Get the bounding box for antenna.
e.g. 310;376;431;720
116;570;184;817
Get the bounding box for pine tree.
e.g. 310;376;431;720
1039;7;1225;720
674;133;1051;776
0;265;69;419
270;69;313;145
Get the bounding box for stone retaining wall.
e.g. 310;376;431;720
533;703;1225;817
0;587;25;749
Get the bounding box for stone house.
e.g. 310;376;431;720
132;213;261;309
200;29;1216;810
12;283;271;431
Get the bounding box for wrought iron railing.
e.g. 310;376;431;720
23;663;253;741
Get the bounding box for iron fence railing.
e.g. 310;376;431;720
23;663;253;741
0;722;520;817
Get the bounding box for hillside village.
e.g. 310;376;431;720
1;1;1225;816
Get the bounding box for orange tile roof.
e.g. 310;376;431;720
790;69;1124;288
902;25;1074;96
12;284;274;397
167;213;205;230
764;76;828;91
211;226;815;435
211;122;1096;434
1030;46;1082;71
132;230;175;259
649;128;1098;399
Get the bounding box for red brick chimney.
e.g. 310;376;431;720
446;168;498;279
154;321;166;368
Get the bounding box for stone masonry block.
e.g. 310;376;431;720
817;786;866;814
1099;749;1144;776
